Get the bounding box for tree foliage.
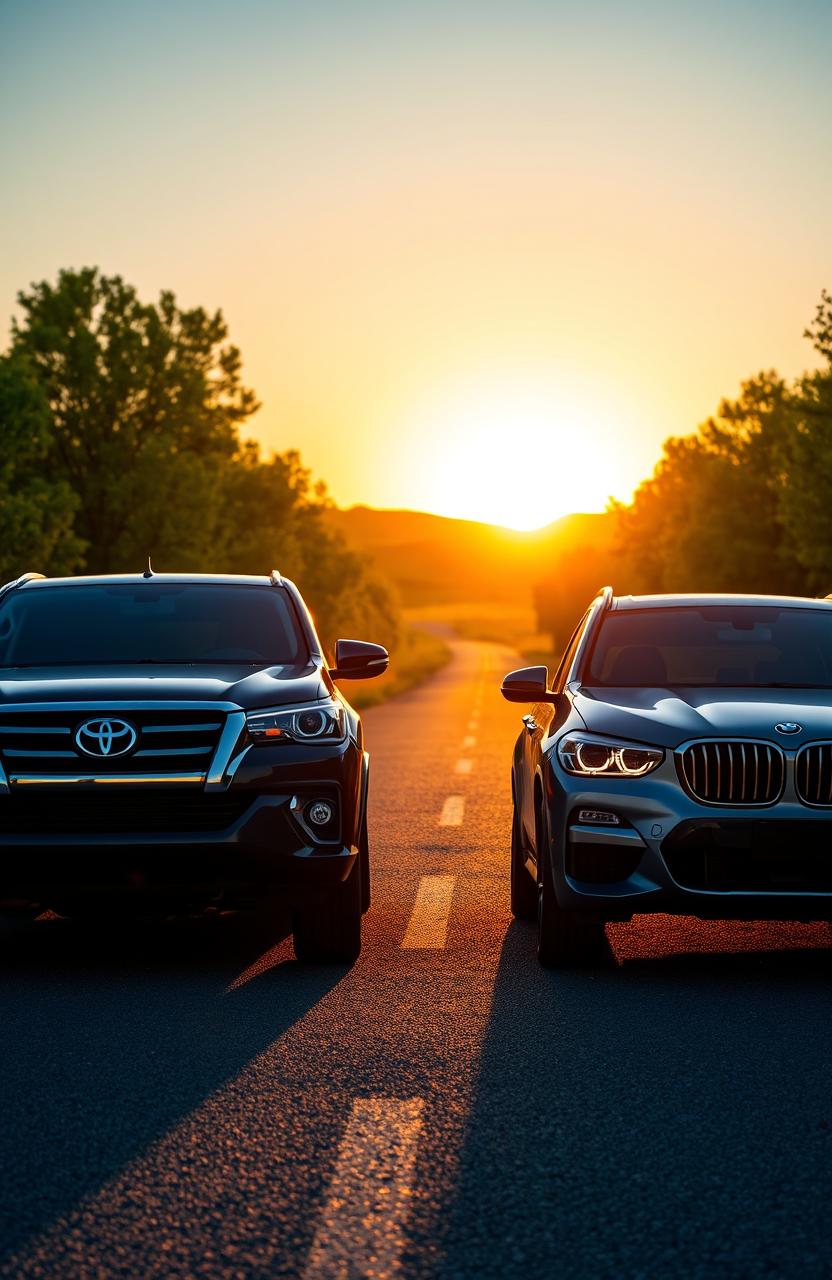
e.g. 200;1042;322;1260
534;290;832;651
777;290;832;592
532;542;614;654
0;354;84;581
1;268;397;650
215;445;399;655
615;371;806;596
10;268;253;572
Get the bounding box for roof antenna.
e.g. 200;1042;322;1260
143;555;154;579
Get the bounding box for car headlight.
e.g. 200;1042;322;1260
557;732;663;777
246;700;346;745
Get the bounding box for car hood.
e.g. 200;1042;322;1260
0;663;330;711
573;685;832;749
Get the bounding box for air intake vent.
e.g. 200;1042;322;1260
679;741;784;806
0;792;253;834
795;743;832;807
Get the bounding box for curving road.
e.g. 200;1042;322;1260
1;636;831;1278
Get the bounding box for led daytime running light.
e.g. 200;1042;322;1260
558;733;663;778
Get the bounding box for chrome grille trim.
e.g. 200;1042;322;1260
679;740;785;806
141;722;223;734
8;772;207;787
0;701;237;787
795;742;832;807
205;712;249;792
0;725;72;735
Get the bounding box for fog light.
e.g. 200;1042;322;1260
577;808;621;826
308;800;334;827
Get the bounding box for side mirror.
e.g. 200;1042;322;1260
330;638;389;681
500;665;559;703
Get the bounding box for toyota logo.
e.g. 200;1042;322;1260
75;717;138;758
774;722;803;736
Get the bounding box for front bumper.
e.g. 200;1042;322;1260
0;740;366;915
545;749;832;922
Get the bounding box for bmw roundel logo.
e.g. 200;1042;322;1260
75;717;138;758
774;722;803;736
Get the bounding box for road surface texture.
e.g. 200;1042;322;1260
1;636;831;1278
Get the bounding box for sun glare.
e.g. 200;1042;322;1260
400;377;639;530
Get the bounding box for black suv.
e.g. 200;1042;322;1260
0;570;388;963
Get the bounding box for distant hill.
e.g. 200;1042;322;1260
325;506;615;607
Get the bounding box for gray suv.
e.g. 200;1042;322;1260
502;589;832;966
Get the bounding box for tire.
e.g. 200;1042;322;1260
510;792;537;920
535;801;605;968
292;859;362;965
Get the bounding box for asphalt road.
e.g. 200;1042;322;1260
1;636;832;1278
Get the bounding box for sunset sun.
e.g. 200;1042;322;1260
399;376;640;530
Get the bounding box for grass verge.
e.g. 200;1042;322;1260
347;626;452;710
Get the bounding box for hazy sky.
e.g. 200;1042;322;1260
2;0;830;527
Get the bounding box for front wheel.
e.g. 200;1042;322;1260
292;859;362;965
536;806;605;968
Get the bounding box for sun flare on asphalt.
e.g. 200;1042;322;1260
401;377;637;531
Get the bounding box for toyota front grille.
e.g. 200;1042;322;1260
0;708;225;783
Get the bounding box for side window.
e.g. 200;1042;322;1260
552;610;591;691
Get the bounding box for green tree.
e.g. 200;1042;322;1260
533;291;832;644
777;290;832;592
615;371;806;596
216;445;400;653
3;266;400;651
533;542;616;655
10;268;257;571
0;353;84;581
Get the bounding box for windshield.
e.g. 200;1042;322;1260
585;606;832;688
0;584;306;667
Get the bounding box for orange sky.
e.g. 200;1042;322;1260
2;1;831;528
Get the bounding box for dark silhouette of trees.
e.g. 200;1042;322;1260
533;543;614;654
535;290;832;652
1;268;397;649
10;268;253;573
0;353;84;578
615;371;807;596
777;290;832;592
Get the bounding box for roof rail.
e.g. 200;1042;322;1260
597;584;614;611
0;572;46;603
270;568;283;586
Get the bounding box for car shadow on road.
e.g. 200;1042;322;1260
438;919;832;1280
0;913;344;1265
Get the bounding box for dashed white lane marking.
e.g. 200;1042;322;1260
462;735;477;750
455;758;473;775
401;875;457;949
303;1097;425;1280
439;794;465;826
467;718;479;733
